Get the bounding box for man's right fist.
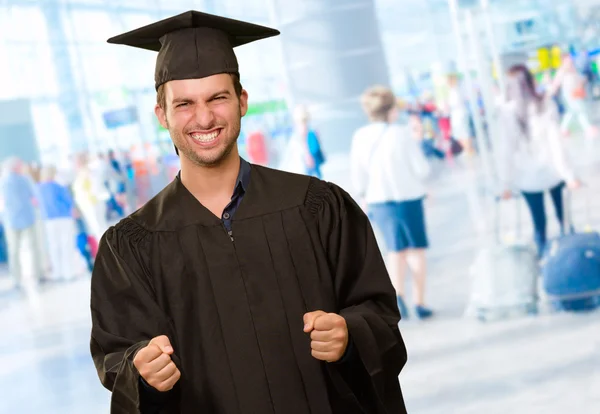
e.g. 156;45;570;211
133;335;181;392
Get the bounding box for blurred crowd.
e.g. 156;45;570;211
398;53;598;165
0;52;598;315
0;148;177;289
348;52;599;318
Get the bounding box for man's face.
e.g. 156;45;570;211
155;74;248;168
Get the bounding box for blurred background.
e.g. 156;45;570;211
1;0;600;413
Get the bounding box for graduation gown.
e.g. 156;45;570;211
90;165;408;414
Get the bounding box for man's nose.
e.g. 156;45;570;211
194;103;216;128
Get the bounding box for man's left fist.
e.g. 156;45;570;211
303;310;349;363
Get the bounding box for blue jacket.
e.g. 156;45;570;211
38;181;74;220
1;173;36;230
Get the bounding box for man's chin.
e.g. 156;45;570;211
183;147;234;168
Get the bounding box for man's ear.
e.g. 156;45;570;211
239;89;249;118
155;104;168;129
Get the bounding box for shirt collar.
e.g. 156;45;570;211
175;157;251;197
233;157;251;196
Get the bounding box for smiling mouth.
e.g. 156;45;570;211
189;129;222;143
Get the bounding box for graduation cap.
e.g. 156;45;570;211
107;10;280;90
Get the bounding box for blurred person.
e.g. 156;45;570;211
95;152;121;219
105;150;126;219
554;55;597;138
121;150;137;212
122;149;135;182
419;91;439;139
90;11;407;414
292;105;326;178
497;64;581;256
108;150;126;188
75;210;97;273
38;166;81;281
351;85;433;320
246;129;270;166
0;220;7;264
412;111;445;160
130;144;154;206
108;149;122;174
278;130;306;174
109;149;128;212
0;157;44;288
27;162;42;182
22;162;52;274
447;74;474;155
539;71;565;116
72;153;110;241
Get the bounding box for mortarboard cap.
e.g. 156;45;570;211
107;11;280;90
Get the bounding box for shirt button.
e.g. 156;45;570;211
223;212;230;220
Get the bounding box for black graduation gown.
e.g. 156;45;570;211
90;165;408;414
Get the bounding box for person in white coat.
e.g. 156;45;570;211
72;153;110;241
497;64;581;256
447;74;474;155
351;85;433;320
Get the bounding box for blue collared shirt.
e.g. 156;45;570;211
221;158;251;238
0;172;36;230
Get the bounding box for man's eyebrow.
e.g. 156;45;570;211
208;90;231;100
171;97;195;104
171;90;231;105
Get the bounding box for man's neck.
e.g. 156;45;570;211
180;150;240;201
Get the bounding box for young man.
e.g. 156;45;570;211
91;10;407;414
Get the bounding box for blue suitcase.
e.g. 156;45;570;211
541;231;600;311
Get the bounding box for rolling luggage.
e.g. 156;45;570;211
541;189;600;312
466;196;539;322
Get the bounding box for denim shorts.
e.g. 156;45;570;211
368;198;429;252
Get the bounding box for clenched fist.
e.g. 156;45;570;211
303;311;349;363
133;335;181;392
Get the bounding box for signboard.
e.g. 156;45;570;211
102;106;139;129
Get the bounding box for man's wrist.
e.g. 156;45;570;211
333;335;354;364
139;376;159;392
138;375;174;406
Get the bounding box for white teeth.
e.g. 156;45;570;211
190;130;219;142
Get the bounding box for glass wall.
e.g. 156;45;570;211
0;0;288;163
0;0;593;163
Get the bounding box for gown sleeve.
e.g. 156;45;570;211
90;218;179;414
307;179;408;414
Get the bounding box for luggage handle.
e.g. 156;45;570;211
494;192;522;244
562;185;572;235
562;183;592;235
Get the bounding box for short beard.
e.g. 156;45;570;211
169;105;241;168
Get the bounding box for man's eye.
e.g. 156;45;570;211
176;103;188;108
215;96;226;100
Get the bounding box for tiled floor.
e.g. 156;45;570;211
1;136;599;413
